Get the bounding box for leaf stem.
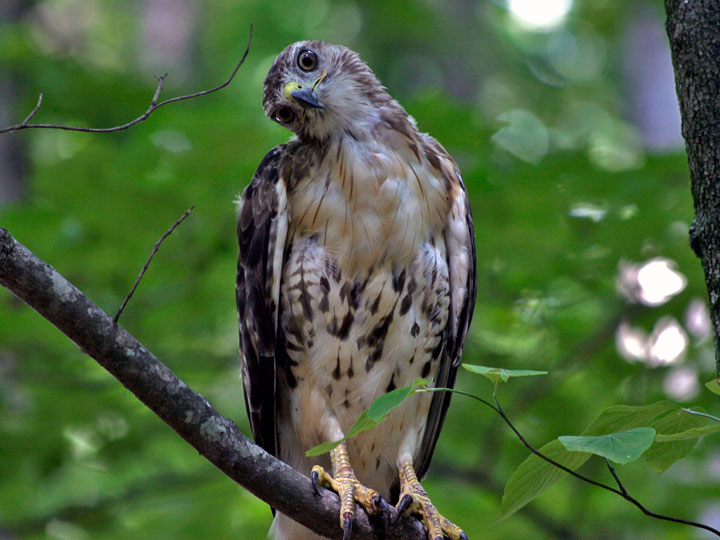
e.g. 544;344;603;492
682;408;720;423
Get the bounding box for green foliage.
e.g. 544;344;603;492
501;401;720;520
462;364;547;389
305;379;428;457
644;408;711;473
501;439;591;521
558;428;656;464
706;379;720;395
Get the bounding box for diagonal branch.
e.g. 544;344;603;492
0;26;253;135
0;227;426;540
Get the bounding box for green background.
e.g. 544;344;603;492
1;1;718;539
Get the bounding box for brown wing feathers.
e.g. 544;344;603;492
237;145;288;459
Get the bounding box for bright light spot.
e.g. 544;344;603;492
663;367;699;401
685;298;711;341
617;317;689;367
647;316;688;366
569;202;606;222
617;257;687;306
637;258;687;305
508;0;573;30
616;321;648;362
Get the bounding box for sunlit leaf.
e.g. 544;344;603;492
305;378;428;457
462;364;547;385
558;428;655;464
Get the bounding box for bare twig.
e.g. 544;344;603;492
0;25;252;135
114;206;194;323
422;387;720;537
21;93;43;125
0;227;427;540
605;459;629;496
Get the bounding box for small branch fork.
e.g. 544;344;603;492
0;25;252;135
424;387;720;537
114;206;194;323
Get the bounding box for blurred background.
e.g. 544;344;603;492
1;0;718;538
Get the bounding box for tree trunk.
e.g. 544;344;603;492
665;0;720;377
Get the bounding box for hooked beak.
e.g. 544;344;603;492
283;72;326;110
290;87;323;109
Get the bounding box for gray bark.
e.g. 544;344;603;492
665;0;720;376
0;227;426;540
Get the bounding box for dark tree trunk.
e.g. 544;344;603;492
665;0;720;376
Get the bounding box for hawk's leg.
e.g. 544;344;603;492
396;459;467;540
312;442;382;539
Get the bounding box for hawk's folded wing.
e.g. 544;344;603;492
415;151;477;480
236;144;291;458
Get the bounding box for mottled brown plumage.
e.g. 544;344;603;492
237;41;476;540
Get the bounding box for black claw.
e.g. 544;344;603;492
342;515;353;540
311;470;321;496
459;533;469;540
396;494;413;519
375;494;392;516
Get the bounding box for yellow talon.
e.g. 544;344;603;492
397;459;467;540
311;442;380;536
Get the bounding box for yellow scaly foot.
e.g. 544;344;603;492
396;459;467;540
311;442;384;539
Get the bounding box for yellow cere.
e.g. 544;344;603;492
283;81;303;101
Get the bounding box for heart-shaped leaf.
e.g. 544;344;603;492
558;428;656;464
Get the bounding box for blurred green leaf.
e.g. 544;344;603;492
644;408;711;473
501;401;679;519
501;439;590;521
462;364;547;385
705;379;720;395
558;428;656;464
654;423;720;442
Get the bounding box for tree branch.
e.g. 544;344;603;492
0;227;426;540
114;205;194;323
665;0;720;377
0;26;253;135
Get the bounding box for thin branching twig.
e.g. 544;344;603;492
0;25;252;135
114;206;194;323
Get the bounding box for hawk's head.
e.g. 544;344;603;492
263;41;391;141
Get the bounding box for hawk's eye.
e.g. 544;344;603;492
274;107;295;123
297;50;318;72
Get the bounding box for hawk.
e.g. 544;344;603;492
237;41;476;540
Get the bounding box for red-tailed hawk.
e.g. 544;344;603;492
237;41;476;540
